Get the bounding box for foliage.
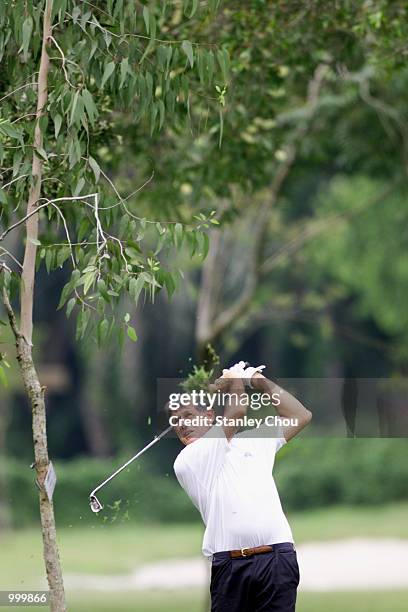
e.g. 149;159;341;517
180;363;213;392
106;1;408;368
6;438;408;527
180;343;219;392
276;437;408;510
6;454;200;527
131;1;408;198
0;0;227;354
303;176;408;363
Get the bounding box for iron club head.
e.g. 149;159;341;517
89;494;104;513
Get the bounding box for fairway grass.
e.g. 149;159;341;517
66;589;408;612
290;501;408;542
1;502;407;607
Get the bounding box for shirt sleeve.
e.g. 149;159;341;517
242;422;286;467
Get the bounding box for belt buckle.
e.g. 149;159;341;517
241;547;250;557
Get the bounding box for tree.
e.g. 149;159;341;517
168;1;408;362
0;1;226;609
85;2;408;366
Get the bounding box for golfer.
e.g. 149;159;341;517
170;363;312;611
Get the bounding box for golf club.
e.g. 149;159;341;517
89;425;172;513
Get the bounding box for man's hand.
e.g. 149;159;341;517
225;361;266;387
250;372;312;442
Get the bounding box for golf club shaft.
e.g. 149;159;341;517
90;425;172;499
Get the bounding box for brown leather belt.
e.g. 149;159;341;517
230;545;274;559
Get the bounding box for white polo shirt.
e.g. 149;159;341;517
173;424;294;558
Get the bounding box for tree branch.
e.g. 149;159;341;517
1;269;21;340
202;64;329;349
260;177;401;275
20;1;53;344
0;194;98;242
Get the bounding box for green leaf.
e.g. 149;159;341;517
149;14;157;43
82;89;98;125
21;17;33;62
197;232;210;260
66;297;76;318
101;61;115;89
205;50;215;82
127;325;138;342
96;297;105;316
73;177;85;196
57;281;73;310
120;57;129;88
78;218;90;242
182;40;194;68
88;156;101;183
164;272;176;298
0;120;23;140
125;246;142;261
190;0;199;17
150;102;158;135
39;115;49;136
69;90;80;126
154;232;167;256
89;39;98;61
97;278;111;302
129;275;145;304
35;147;48;161
28;237;41;246
76;307;91;340
75;310;84;340
83;270;97;294
54;114;63;139
45;248;54;272
196;49;205;83
98;318;110;344
218;107;224;148
217;48;230;83
157;99;165;130
143;6;150;33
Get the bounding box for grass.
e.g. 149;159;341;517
0;523;202;588
65;590;408;612
1;502;408;610
2;502;408;590
289;501;408;542
1;591;408;612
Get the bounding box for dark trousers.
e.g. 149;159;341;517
210;542;299;612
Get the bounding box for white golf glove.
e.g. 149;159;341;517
223;361;266;388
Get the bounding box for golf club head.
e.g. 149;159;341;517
89;494;104;513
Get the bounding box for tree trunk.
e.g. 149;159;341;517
194;67;329;363
3;290;66;611
6;1;67;609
